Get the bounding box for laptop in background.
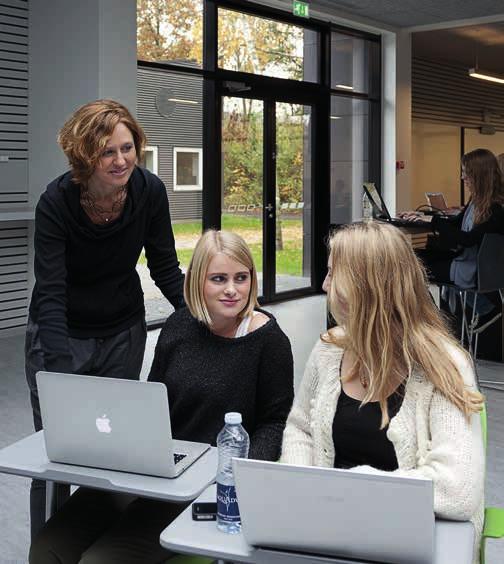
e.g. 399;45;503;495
363;183;432;227
425;192;460;216
36;371;210;478
425;191;448;211
234;458;434;564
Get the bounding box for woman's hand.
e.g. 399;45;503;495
397;211;433;223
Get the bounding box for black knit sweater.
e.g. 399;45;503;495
148;308;294;462
29;167;184;373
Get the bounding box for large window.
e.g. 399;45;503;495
137;0;203;68
218;8;319;82
137;0;381;313
330;97;369;225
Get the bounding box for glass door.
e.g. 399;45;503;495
221;94;313;301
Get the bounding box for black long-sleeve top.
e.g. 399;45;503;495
148;307;294;461
29;167;184;373
431;203;504;250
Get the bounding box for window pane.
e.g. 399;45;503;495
222;97;264;297
137;67;203;323
330;96;369;224
331;32;370;94
218;8;318;82
176;151;199;186
137;0;203;68
275;102;312;293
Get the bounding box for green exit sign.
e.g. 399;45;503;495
293;0;309;18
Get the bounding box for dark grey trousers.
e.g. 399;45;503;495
28;488;184;564
25;317;147;540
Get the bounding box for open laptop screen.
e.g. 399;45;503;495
425;192;448;211
363;183;390;220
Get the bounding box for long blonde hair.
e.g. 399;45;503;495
323;222;483;427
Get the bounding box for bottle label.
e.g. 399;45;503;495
217;482;240;524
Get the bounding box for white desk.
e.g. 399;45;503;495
161;484;475;564
0;431;218;517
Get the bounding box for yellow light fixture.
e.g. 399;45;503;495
468;68;504;85
167;98;198;104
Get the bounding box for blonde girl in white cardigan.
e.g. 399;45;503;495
281;221;485;563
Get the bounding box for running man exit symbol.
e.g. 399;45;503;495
293;1;309;18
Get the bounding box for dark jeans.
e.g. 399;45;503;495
28;487;186;564
25;317;147;540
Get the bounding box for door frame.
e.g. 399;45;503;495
211;82;329;303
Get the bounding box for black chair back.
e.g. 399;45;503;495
477;233;504;293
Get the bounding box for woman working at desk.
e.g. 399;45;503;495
30;230;294;564
281;222;484;563
407;148;504;289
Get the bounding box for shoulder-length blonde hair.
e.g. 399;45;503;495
462;148;504;224
323;221;483;427
57;99;146;186
184;230;259;327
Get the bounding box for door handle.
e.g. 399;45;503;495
265;203;274;212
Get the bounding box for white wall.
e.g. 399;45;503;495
411;121;461;209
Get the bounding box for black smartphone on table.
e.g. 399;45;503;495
192;501;217;521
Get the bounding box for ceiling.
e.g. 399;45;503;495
295;0;504;28
413;23;504;73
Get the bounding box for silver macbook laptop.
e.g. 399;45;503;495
36;371;210;478
234;458;434;564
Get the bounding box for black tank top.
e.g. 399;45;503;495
332;385;404;471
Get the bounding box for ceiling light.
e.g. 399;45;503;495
468;68;504;85
167;98;198;104
335;84;354;90
330;116;341;120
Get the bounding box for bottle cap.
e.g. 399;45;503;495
225;412;242;424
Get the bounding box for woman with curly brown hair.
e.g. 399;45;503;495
25;99;185;537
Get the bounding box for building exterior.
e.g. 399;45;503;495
137;66;203;222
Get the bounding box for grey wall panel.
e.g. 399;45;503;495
412;58;504;131
137;66;203;221
0;1;29;336
0;219;28;331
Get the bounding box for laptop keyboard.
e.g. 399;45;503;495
174;452;187;465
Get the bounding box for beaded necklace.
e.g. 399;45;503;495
80;184;128;225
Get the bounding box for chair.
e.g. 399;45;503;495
480;405;504;563
448;234;504;385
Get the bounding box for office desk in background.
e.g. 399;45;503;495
161;484;475;564
0;431;217;519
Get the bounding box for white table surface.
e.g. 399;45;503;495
160;484;475;564
0;431;218;502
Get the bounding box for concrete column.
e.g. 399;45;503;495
28;0;137;206
381;30;412;216
395;31;412;213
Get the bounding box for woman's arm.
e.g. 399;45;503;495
248;327;294;461
144;177;185;309
280;342;322;467
33;197;73;373
354;356;484;521
432;205;504;248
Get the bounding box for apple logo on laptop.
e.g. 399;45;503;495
95;414;112;434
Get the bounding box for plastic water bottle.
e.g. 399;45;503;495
362;191;373;221
216;412;250;534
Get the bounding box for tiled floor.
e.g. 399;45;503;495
0;296;502;563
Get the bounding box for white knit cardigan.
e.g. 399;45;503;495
280;339;485;564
